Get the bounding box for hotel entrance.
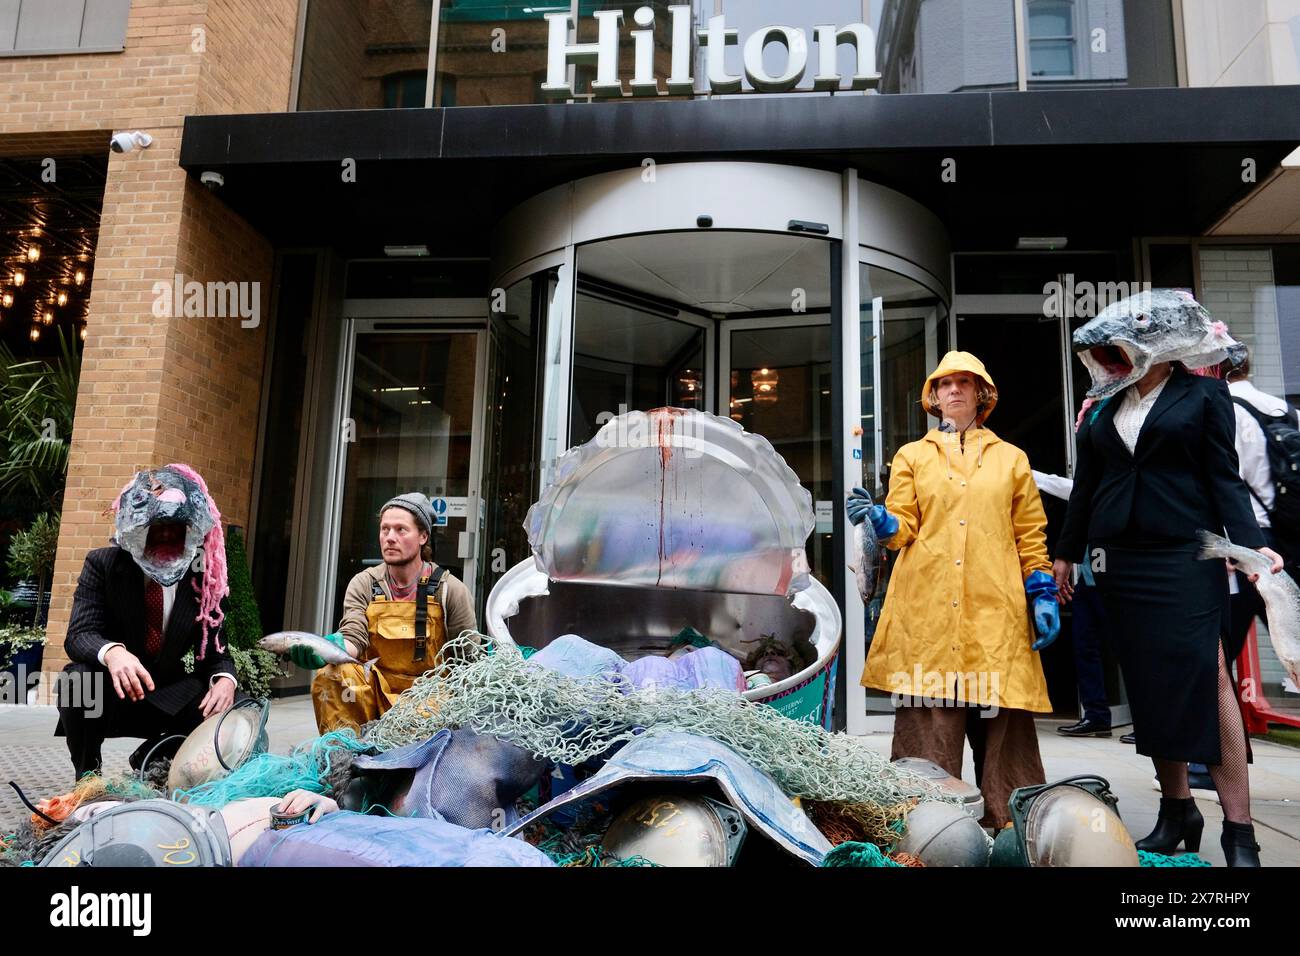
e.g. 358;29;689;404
289;162;950;727
565;231;837;586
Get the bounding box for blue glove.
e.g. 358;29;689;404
1024;570;1060;651
846;487;898;539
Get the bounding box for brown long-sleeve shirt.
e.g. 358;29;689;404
337;563;478;656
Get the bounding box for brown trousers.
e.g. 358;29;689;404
891;704;1045;829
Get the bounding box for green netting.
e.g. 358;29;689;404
1138;850;1212;867
174;730;371;806
820;841;904;867
367;632;953;808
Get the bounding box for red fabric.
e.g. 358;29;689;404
144;579;164;657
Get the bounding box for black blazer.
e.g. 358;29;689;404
65;545;235;715
1055;365;1265;561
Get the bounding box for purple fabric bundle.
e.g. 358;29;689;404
528;634;746;692
622;646;746;692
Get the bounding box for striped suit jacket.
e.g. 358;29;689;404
64;545;234;715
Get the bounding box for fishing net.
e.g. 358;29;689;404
531;826;660;867
1138;850;1211;867
174;730;371;807
368;633;953;808
820;841;905;867
803;799;912;848
513;793;658;867
1;770;167;867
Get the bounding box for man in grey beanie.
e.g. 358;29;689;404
305;491;478;732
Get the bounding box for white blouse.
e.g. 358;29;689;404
1112;373;1170;455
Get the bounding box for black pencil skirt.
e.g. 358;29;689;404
1090;539;1229;765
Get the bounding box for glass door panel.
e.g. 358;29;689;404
723;321;834;588
477;274;548;617
568;285;708;447
333;329;480;627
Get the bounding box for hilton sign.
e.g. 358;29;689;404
542;5;880;97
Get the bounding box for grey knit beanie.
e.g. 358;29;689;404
379;492;435;535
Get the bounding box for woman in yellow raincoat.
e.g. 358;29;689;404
847;351;1060;829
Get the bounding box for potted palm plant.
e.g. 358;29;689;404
7;512;58;633
0;328;80;514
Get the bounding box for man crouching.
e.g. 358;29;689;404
57;464;235;783
305;493;477;733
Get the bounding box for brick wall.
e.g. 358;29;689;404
3;0;302;688
1199;246;1284;396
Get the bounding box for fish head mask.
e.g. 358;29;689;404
1073;289;1245;400
113;467;214;586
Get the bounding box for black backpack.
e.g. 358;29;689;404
1232;397;1300;537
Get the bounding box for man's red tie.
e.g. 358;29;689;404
144;579;164;657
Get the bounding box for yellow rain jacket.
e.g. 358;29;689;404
861;354;1053;713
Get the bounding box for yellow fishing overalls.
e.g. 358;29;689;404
312;568;447;733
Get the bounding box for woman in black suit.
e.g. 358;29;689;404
1052;361;1283;867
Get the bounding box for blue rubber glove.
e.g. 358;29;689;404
846;487;899;540
288;632;345;670
1024;571;1060;651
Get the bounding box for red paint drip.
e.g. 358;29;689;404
650;408;686;586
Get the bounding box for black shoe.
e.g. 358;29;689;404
1056;718;1112;737
1135;797;1204;854
1120;732;1136;745
1221;821;1261;867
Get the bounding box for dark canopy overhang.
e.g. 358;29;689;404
179;85;1300;254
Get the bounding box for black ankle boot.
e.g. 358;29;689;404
1221;821;1261;867
1135;797;1204;854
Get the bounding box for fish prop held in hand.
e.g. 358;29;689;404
258;631;361;666
1196;530;1300;688
849;487;886;603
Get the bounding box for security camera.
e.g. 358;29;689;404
200;171;225;191
110;130;154;153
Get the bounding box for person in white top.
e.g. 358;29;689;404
1227;354;1300;529
1224;351;1299;674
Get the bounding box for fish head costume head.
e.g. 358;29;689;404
1073;289;1246;400
112;466;215;586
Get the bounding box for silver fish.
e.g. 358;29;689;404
1196;530;1300;688
258;630;361;666
850;489;885;603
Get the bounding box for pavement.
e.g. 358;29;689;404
2;699;1297;866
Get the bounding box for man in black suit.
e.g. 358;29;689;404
56;465;236;782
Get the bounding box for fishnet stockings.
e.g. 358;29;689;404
1153;642;1251;823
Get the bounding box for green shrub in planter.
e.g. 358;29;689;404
0;622;45;661
0;623;45;696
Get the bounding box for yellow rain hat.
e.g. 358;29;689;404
921;350;998;423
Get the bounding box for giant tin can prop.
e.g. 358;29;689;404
485;407;841;728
